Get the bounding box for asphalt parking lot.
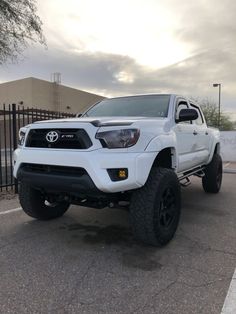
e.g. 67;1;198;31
0;173;236;314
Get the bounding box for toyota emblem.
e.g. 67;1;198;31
46;131;59;143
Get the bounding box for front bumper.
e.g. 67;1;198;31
14;148;157;193
17;164;101;196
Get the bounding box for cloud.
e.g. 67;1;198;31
174;0;236;50
0;0;235;114
0;45;235;111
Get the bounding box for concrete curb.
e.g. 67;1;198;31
223;169;236;174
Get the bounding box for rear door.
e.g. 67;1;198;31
189;103;210;165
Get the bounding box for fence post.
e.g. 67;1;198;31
12;104;18;193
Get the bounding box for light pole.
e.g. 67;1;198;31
213;83;221;128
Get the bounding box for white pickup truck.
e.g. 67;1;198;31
14;94;222;246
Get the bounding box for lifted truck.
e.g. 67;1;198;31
14;94;222;246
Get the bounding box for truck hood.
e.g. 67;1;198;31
24;116;171;153
33;116;167;127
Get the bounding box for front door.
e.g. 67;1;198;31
174;100;199;172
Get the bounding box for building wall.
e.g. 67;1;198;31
59;85;104;113
0;77;105;113
31;78;54;110
220;131;236;162
0;78;33;108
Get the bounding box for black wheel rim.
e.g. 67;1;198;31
44;200;59;208
159;187;176;228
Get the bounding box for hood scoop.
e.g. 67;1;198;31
34;117;135;127
90;120;134;127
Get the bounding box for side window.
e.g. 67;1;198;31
190;104;204;125
176;101;190;124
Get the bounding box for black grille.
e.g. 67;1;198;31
26;129;92;149
21;164;87;177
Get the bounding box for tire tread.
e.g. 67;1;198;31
19;182;69;220
129;167;181;246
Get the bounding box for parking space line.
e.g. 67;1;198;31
221;268;236;314
0;207;22;215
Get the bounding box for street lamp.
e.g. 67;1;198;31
213;83;221;128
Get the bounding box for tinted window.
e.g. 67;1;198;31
190;104;204;125
176;101;190;124
84;95;170;118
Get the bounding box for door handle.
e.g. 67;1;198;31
193;130;198;135
205;131;208;135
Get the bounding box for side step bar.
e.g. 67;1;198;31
178;166;206;187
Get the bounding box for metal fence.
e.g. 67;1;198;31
0;104;76;192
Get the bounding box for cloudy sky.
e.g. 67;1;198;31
1;0;236;115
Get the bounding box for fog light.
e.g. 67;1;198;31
118;169;127;178
107;168;128;181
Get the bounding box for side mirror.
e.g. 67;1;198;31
76;113;83;118
177;109;198;122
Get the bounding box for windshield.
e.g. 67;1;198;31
84;95;170;118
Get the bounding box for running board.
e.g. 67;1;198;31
178;166;206;184
180;177;191;187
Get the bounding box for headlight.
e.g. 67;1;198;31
19;130;26;146
18;127;27;146
96;129;140;148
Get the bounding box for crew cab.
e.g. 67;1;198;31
14;94;222;246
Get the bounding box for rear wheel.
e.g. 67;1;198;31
19;181;70;220
202;153;222;193
129;167;181;246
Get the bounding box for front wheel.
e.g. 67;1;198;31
129;168;181;246
19;181;70;220
202;153;223;193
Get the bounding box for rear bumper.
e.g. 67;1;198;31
14;148;157;193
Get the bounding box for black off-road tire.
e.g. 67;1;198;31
129;167;181;246
202;153;223;193
19;181;70;220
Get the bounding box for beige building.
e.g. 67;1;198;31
0;77;105;113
